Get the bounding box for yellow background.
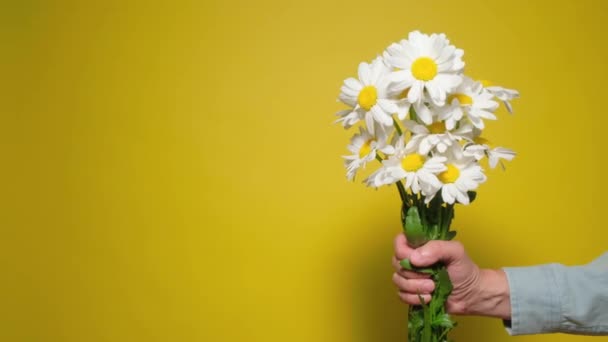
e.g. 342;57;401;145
1;0;607;341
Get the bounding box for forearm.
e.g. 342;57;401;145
465;269;511;320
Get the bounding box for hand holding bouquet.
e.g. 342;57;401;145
334;31;519;341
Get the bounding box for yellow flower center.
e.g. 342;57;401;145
428;122;446;134
438;164;460;183
474;136;491;145
398;88;410;100
359;139;374;158
411;57;438;81
479;80;492;87
358;86;378;111
448;93;473;105
401;154;425;172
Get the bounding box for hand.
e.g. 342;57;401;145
391;233;511;319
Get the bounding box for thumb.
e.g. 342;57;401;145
410;240;464;267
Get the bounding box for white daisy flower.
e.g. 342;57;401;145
403;120;473;155
463;135;516;169
440;76;499;130
481;81;520;114
365;136;446;196
336;58;398;133
384;31;464;107
343;125;395;180
393;87;434;125
427;148;487;205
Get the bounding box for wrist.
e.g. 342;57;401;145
466;269;511;320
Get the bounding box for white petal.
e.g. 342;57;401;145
419;137;434;155
441;186;455;204
377;99;398;114
434;74;462;92
468;114;484;129
395;101;411;120
493;147;516;161
415;103;433;125
455;188;469;205
408;81;424;104
344;78;363;92
371;105;393;126
358;62;371;86
365;112;376;135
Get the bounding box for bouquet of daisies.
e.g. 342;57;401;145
335;31;518;341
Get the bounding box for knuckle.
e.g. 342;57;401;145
395;248;408;260
392;272;399;283
392;256;401;269
393;274;406;289
394;233;402;245
452;241;465;254
392;272;403;286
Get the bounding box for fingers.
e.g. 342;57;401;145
393;271;433;305
393;233;414;260
392;272;435;293
392;233;431;279
398;292;432;305
409;240;465;268
392;256;431;279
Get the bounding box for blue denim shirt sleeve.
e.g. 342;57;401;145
501;252;608;335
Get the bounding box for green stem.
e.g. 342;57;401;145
392;116;403;136
402;201;457;341
438;326;450;342
410;106;418;122
422;298;431;342
375;153;407;202
396;181;407;203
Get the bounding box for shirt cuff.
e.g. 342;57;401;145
501;264;562;335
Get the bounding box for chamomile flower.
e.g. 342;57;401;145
481;81;519;114
384;31;464;107
343;125;395;180
393;87;434;125
428;149;486;205
336;58;398;133
403;120;473;155
365;136;446;196
463;135;516;169
440;77;499;130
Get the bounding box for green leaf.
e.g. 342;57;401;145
445;231;457;241
432;313;455;329
400;258;414;270
408;308;424;341
399;259;436;274
467;191;477;203
408;309;424;331
404;207;428;248
435;268;453;300
429;224;440;240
